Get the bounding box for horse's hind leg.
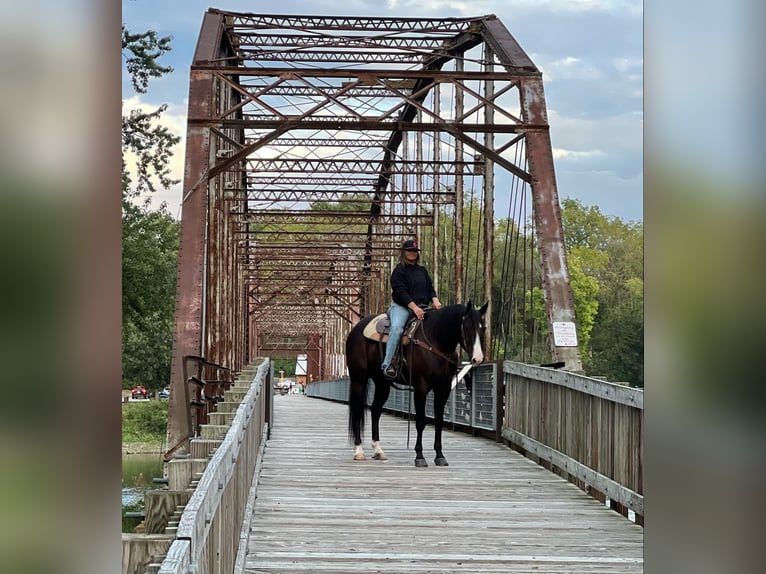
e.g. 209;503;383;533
370;375;391;460
348;377;368;461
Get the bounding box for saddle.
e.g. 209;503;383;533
362;313;419;345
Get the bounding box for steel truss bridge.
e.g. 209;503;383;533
167;9;582;456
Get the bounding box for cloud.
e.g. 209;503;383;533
507;0;641;16
553;148;608;161
539;56;603;82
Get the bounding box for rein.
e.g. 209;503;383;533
411;320;460;365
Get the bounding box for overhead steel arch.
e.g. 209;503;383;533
167;9;581;454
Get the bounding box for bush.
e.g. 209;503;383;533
122;400;168;443
122;501;144;533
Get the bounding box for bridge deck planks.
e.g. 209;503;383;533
243;395;643;573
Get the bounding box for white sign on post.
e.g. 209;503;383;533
552;322;578;347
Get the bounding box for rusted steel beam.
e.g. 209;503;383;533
235;34;448;49
254;137;388;147
192;118;542;133
520;76;583;372
237;191;455;203
479;16;538;71
167;11;225;459
246;176;378;186
236;50;442;64
237;85;411;97
217;11;482;33
239;210;434;224
191;66;540;80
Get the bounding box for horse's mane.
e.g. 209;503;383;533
423;303;467;350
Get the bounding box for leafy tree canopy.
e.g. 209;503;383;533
121;26;180;391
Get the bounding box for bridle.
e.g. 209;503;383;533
409;309;479;366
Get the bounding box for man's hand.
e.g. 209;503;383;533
432;297;442;310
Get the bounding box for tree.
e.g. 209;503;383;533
122;27;181;392
122;27;180;206
122;209;179;391
560;199;644;386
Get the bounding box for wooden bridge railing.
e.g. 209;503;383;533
147;358;272;574
502;361;644;524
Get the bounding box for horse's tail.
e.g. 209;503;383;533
347;376;367;445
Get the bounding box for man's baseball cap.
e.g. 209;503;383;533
402;239;420;251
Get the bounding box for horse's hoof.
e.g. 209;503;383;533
353;453;366;461
434;457;449;466
415;458;428;468
372;452;387;460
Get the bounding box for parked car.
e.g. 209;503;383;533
131;385;149;400
158;388;170;399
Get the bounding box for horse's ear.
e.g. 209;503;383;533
479;302;489;316
465;300;473;312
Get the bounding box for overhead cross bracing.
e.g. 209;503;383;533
168;9;582;454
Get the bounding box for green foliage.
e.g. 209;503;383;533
272;357;296;377
121;26;180;392
122;106;180;200
561;199;644;385
122;502;144;533
566;249;600;363
122;27;173;94
310;193;371;212
122;26;180;204
122;208;179;391
122;401;168;443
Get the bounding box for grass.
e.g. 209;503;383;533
122;400;168;449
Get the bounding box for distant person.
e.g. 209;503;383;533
381;239;442;379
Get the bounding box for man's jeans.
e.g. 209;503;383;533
381;302;411;370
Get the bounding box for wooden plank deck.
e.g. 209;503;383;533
243;395;643;573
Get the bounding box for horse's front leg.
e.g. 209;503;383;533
413;386;428;467
432;388;450;466
370;377;391;460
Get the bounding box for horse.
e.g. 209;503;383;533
346;301;488;467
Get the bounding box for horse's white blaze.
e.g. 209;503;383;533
471;332;484;364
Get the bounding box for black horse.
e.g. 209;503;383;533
346;301;488;467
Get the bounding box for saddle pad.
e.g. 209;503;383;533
362;314;389;342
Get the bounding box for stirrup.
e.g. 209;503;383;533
383;366;398;379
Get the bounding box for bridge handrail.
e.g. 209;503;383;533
502;361;644;521
305;362;499;435
158;359;272;574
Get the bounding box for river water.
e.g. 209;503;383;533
122;453;165;506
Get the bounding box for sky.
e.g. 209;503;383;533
122;0;643;223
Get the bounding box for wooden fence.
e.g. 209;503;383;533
122;358;273;574
501;361;643;524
